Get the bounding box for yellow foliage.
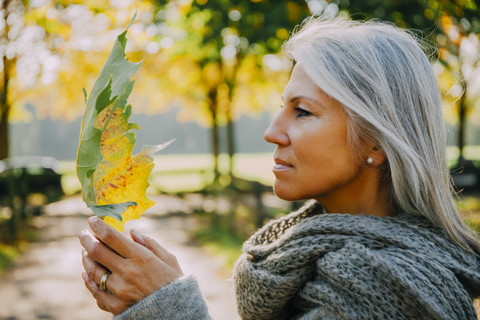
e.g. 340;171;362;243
203;62;222;87
11;0;160;122
13;0;293;132
276;28;289;40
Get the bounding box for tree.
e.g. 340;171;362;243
153;0;312;180
0;0;161;160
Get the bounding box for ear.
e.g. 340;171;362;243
368;145;387;166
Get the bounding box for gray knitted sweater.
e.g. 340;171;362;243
115;201;480;319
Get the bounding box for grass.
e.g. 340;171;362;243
458;196;480;213
459;196;480;235
0;244;20;275
0;210;41;274
0;218;25;275
194;218;245;271
446;145;480;165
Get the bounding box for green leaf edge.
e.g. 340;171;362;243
91;201;138;221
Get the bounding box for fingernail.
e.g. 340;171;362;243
88;216;99;226
131;229;145;246
78;231;96;252
82;272;88;281
78;229;89;240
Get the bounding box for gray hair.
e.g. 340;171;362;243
284;16;480;252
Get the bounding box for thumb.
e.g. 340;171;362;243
130;229;182;272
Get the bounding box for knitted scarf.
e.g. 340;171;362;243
233;201;480;320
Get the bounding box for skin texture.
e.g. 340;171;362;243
79;63;390;315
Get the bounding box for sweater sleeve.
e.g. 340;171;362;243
113;275;212;320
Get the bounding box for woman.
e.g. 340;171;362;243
79;16;480;319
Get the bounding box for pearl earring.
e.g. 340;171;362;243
367;157;374;164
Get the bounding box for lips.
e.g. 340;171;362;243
273;158;293;172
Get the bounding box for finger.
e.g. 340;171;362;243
130;228;146;246
82;272;109;310
82;272;126;315
88;216;136;258
130;229;169;259
130;229;183;273
79;229;123;272
82;252;123;298
82;249;109;285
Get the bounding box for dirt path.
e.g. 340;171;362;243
0;196;240;320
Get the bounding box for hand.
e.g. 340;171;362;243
78;216;183;315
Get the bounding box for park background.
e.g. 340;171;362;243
0;0;480;319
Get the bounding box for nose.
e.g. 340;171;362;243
264;112;289;146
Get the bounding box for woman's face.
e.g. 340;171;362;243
264;64;368;208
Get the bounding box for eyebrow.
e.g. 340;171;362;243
283;95;325;109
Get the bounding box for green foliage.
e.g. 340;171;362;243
0;216;37;275
194;212;246;270
340;1;480;84
190;0;308;52
340;0;480;76
0;244;19;275
160;0;310;62
465;214;480;236
343;0;480;32
457;195;480;235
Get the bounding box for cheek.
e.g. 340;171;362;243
295;125;349;166
295;123;359;180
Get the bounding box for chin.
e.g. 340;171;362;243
273;184;303;202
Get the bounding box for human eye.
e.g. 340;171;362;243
294;106;312;118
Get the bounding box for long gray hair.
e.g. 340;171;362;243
284;16;480;252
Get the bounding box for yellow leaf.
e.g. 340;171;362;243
76;16;173;231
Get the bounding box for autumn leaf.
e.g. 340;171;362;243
76;14;172;231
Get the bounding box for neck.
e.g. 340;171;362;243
320;197;392;217
315;167;393;218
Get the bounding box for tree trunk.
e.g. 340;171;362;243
0;105;9;160
208;88;220;180
224;56;241;178
0;4;11;161
226;107;235;178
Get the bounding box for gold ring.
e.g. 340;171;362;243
99;272;110;291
